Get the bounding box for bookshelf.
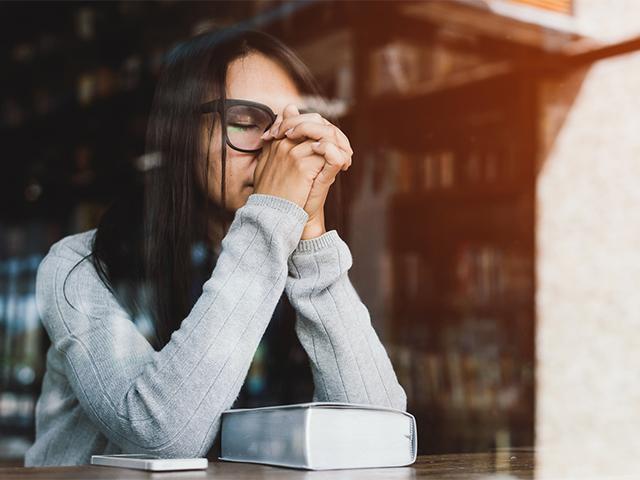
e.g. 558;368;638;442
368;50;536;456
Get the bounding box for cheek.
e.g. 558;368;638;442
226;155;259;209
225;155;247;180
206;148;252;201
201;123;255;206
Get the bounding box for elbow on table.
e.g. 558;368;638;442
113;395;222;458
120;419;218;459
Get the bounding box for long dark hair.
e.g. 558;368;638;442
82;27;342;349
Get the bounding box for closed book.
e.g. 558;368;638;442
219;402;417;470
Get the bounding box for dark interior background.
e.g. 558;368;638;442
1;0;603;465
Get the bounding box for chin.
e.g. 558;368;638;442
234;191;253;209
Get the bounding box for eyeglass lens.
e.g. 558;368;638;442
225;105;273;151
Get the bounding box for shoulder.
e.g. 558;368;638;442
35;228;125;341
46;228;97;263
36;228;106;313
36;228;99;291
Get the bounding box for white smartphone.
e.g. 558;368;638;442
91;454;208;471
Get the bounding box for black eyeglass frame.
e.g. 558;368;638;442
200;98;315;153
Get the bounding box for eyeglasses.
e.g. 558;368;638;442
200;98;315;153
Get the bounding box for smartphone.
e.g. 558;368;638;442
91;454;208;471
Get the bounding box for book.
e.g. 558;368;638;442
219;402;417;470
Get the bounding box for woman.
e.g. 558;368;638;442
25;27;406;467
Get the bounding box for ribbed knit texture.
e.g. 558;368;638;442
286;230;407;408
24;193;406;467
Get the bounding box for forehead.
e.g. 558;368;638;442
225;52;303;115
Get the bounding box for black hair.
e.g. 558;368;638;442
67;27;343;349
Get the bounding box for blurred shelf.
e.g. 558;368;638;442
0;78;154;134
390;187;531;204
364;61;515;107
394;300;533;317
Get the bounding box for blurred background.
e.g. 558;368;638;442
1;0;639;471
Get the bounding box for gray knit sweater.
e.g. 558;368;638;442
24;193;407;467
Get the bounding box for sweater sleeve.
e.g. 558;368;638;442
36;194;308;458
284;230;407;411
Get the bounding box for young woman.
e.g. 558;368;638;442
25;28;406;467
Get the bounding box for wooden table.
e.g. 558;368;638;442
0;450;535;479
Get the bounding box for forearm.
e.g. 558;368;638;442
44;194;309;456
114;195;308;454
284;230;407;411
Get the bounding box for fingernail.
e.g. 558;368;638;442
284;128;294;136
261;131;270;139
311;141;321;148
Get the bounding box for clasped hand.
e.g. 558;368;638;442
254;104;353;240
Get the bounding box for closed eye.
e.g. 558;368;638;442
228;123;259;132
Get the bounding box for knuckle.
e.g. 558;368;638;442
289;144;304;159
287;123;301;135
289;149;301;161
275;138;293;157
291;156;306;174
284;103;299;115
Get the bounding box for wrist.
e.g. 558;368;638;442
301;216;326;240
